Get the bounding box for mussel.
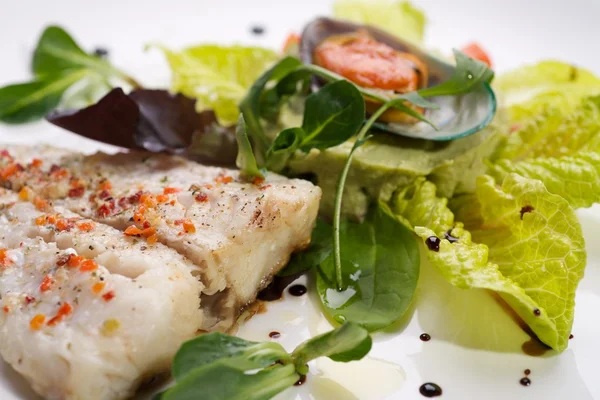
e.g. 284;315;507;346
300;18;496;141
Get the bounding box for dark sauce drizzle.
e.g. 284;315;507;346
419;383;442;397
444;230;459;243
425;236;441;252
520;205;534;220
93;48;109;58
492;292;551;357
257;271;305;301
250;25;266;35
520;377;531;387
294;375;307;386
521;337;550;356
419;333;431;342
289;284;307;297
524;369;531;376
269;331;281;339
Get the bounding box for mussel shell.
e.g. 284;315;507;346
300;17;497;141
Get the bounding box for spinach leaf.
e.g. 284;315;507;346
291;322;371;375
235;114;265;179
299;80;365;150
160;323;372;400
318;203;420;331
277;218;333;277
0;70;89;124
239;56;303;163
32;25;140;87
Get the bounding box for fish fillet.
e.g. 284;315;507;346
0;189;205;400
0;145;321;329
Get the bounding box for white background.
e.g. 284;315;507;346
0;1;600;399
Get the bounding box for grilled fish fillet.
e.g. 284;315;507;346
0;145;321;329
0;189;205;400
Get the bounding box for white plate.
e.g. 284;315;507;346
1;1;599;399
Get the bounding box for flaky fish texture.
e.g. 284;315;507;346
0;145;321;399
0;190;205;400
0;145;321;328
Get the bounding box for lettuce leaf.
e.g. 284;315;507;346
333;0;426;43
492;94;600;161
490;62;600;161
488;152;600;209
393;175;586;351
156;45;279;125
495;61;600;107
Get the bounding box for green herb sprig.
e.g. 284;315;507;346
239;51;493;330
0;26;141;124
157;322;371;400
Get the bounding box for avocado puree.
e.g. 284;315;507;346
289;126;500;219
269;103;501;219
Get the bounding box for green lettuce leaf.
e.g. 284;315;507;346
156;45;279;125
488;152;600;209
495;61;600;108
492;94;600;161
333;0;426;43
393;175;586;351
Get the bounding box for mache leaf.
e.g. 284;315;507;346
240;56;303;163
172;332;289;380
266;127;303;172
235;114;264;179
161;363;298;400
291;322;371;375
0;70;90;124
417;50;494;98
32;25;138;87
161;324;373;400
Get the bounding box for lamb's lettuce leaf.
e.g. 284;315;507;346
333;0;426;43
156;45;280;126
488;152;600;209
393;174;586;351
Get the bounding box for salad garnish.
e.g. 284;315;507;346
156;322;371;400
